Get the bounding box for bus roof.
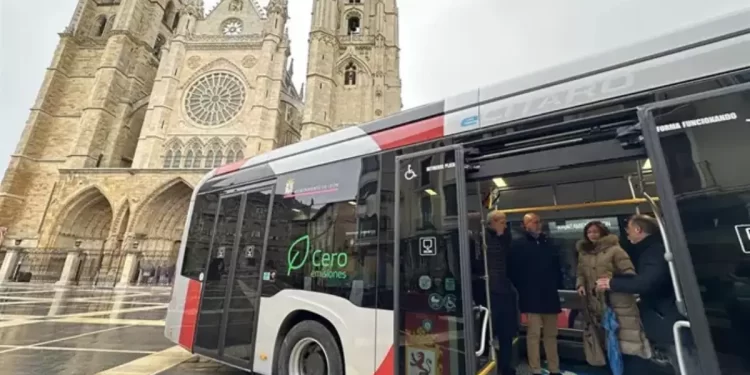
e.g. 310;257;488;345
213;8;750;180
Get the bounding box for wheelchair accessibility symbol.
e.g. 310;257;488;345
404;164;418;180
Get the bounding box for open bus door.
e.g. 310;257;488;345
637;83;750;375
393;145;494;375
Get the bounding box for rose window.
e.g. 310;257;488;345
184;72;246;126
222;19;243;36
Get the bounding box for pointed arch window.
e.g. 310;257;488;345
194;150;203;168
204;142;225;168
94;15;107;36
225;142;245;164
347;16;361;35
184;144;203;168
234;150;244;163
184;150;195;168
213;151;224;168
163;150;173;168
163;141;183;168
227;150;244;164
344;62;357;86
204;150;215;168
171;149;182;168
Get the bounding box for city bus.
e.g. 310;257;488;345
165;9;750;375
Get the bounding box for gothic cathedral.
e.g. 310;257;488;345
0;0;401;285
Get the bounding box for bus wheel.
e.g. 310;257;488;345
277;320;344;375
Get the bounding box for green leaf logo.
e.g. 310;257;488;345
286;234;311;275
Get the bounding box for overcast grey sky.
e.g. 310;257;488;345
1;0;748;178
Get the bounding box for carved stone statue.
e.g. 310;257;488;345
229;0;243;11
345;70;356;85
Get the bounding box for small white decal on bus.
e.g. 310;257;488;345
656;112;738;133
419;237;437;256
734;224;750;254
418;275;432;290
425;162;455;172
404;164;418;180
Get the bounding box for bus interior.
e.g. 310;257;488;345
467;158;669;373
396;107;679;374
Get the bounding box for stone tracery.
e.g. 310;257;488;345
184;72;247;126
162;137;245;169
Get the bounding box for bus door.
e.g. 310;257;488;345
193;183;275;370
639;83;750;375
393;145;492;375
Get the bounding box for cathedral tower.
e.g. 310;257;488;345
0;0;173;237
0;0;395;286
300;0;402;140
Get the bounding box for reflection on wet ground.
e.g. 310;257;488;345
0;284;610;375
0;283;240;374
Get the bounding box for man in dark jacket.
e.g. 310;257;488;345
509;213;562;375
596;214;700;374
481;209;518;375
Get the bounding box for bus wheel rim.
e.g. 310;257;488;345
288;337;329;375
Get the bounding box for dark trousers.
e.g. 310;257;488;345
490;291;518;375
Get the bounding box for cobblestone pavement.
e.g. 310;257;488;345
0;283;243;374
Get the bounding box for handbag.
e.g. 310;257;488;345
581;292;607;366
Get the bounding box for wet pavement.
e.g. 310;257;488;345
0;283;244;375
0;283;613;375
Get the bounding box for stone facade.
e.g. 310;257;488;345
301;0;403;139
0;0;402;285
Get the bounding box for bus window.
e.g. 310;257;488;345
181;192;219;279
262;158;379;308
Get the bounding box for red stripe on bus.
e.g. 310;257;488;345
178;279;202;350
215;159;246;176
370;115;444;150
374;345;394;375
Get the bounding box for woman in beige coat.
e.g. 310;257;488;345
576;221;652;365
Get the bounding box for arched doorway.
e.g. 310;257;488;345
131;179;192;285
25;187;115;283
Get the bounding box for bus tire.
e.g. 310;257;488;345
277;320;344;375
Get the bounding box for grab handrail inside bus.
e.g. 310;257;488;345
493;197;658;215
643;193;687;317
